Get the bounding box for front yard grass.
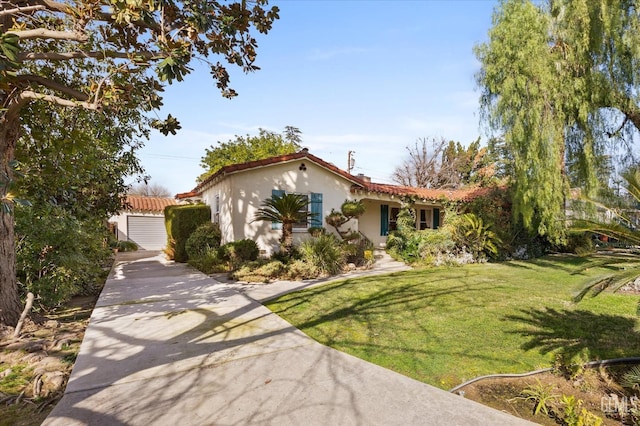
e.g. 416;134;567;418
265;254;640;389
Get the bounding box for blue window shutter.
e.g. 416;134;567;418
433;208;440;229
380;204;389;236
271;189;285;230
310;193;323;227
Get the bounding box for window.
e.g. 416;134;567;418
214;194;220;224
380;204;401;235
419;209;429;230
433;208;440;229
271;190;322;231
389;207;400;231
293;194;309;230
310;193;323;227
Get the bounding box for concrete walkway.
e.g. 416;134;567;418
44;252;532;425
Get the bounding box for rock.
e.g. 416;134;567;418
43;371;66;394
44;320;60;329
33;356;66;376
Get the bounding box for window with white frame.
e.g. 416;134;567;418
214;194;220;223
293;194;309;230
271;189;323;231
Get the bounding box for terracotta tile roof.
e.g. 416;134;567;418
125;195;178;213
194;148;365;192
175;190;202;200
352;182;494;202
190;149;494;203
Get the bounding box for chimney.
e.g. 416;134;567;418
356;173;371;183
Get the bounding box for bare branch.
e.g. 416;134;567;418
8;28;88;42
0;5;45;16
18;90;99;110
18;50;158;61
2;0;71;14
15;74;89;101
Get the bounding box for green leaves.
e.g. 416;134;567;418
0;33;20;74
155;50;192;83
151;114;182;135
199;127;302;181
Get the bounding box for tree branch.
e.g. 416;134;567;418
607;116;629;138
8;28;88;42
2;0;71;14
18;50;158;61
0;4;45;16
12;292;33;338
18;90;99;110
15;74;89;101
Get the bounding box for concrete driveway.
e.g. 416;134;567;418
44;251;532;425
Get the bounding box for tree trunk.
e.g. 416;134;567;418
281;222;293;255
0;116;22;327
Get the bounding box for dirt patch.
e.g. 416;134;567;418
0;294;98;426
459;367;640;425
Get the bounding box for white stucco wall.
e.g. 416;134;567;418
200;159;356;256
199;158;449;255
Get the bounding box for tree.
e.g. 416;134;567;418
129;182;172;198
16;103;146;220
253;193;313;255
572;167;640;308
325;200;366;240
392;137;494;189
0;1;279;326
199;126;302;181
476;0;640;245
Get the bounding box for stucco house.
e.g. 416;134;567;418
109;195;178;250
178;149;490;256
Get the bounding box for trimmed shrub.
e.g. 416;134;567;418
219;239;259;268
299;233;346;276
307;226;325;237
185;222;221;259
187;249;227;274
164;204;211;262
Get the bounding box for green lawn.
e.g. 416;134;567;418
265;254;640;389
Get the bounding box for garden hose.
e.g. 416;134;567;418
449;357;640;394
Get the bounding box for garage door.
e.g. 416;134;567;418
127;216;167;250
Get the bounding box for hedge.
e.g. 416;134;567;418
165;204;211;262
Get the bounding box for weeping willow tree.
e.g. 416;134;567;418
476;0;640;245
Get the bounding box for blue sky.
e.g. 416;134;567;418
137;0;498;195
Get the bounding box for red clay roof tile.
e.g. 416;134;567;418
125;195;178;213
194;149;365;192
191;149;494;203
353;183;493;202
175;190;201;200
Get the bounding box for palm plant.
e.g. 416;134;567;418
254;193;314;255
571;168;640;307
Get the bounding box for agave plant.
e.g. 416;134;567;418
449;212;501;261
571;168;640;309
